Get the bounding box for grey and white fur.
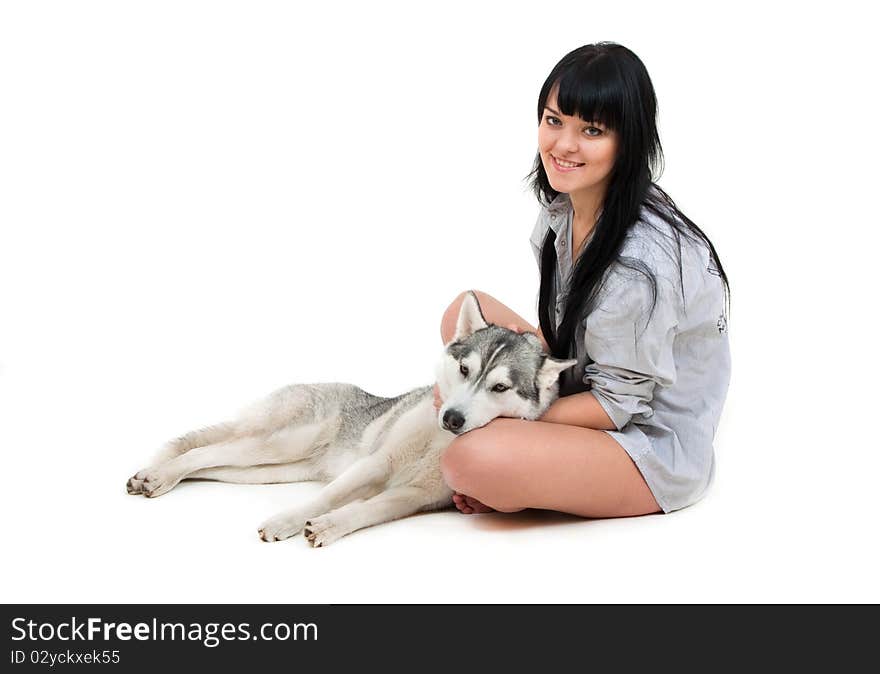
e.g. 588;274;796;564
126;291;576;546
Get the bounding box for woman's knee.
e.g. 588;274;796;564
440;430;511;498
440;438;469;493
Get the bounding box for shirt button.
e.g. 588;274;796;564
550;214;556;219
560;240;565;246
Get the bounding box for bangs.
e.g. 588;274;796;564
551;58;623;131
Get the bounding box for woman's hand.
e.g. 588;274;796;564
506;323;549;352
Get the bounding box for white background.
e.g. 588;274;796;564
1;0;877;603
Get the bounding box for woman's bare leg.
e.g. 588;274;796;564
440;418;661;517
439;290;661;518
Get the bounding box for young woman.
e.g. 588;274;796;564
435;42;731;518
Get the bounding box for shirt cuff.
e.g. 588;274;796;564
588;389;633;431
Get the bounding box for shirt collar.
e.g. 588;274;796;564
546;192;572;237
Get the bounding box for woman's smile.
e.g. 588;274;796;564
550;154;586;172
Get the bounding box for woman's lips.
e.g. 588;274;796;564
550;155;584;172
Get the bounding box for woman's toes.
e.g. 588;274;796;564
451;493;471;514
464;496;495;513
450;492;496;514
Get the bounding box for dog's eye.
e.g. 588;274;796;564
460;364;469;377
492;384;509;393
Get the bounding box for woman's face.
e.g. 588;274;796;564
538;86;618;200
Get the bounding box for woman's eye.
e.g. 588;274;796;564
545;115;602;136
460;364;469;377
492;384;509;393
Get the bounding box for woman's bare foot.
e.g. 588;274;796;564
452;492;496;514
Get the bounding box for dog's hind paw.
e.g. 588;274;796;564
258;511;307;542
126;474;145;494
303;514;344;548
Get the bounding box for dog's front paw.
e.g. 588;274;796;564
303;513;344;548
258;510;308;542
137;467;181;498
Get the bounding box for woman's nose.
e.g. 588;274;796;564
557;130;581;154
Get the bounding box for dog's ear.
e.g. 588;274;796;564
452;290;488;342
536;356;578;390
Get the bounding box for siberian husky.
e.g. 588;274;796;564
126;291;576;546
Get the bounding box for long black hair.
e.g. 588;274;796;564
525;42;730;383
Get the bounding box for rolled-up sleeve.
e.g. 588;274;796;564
583;270;679;431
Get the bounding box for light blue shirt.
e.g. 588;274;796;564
529;189;731;512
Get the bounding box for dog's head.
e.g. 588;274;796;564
434;291;577;434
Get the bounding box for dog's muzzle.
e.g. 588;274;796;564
442;409;466;434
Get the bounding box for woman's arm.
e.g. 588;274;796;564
538;391;618;430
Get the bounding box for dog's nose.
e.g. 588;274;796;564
442;409;465;432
